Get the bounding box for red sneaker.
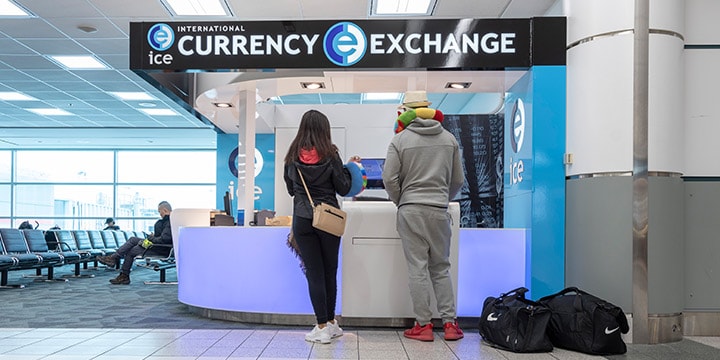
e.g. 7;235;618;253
404;322;434;341
443;320;464;341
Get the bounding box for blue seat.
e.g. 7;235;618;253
21;229;75;283
100;230;118;250
87;230;115;256
47;230;95;278
0;228;60;287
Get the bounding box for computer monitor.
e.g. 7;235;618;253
360;158;385;189
223;191;232;217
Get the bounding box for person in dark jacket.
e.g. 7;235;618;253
283;109;358;344
97;201;173;285
103;217;120;231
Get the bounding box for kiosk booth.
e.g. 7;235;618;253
130;17;566;325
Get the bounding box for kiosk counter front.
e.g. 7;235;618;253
175;205;527;326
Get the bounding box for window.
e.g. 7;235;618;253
0;150;10;182
16;150;114;182
117;151;215;183
3;149;217;230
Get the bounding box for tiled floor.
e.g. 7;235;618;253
0;328;718;360
2;268;719;359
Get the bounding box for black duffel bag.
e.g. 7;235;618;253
538;287;629;355
479;287;553;353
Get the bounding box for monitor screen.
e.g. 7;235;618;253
360;158;385;189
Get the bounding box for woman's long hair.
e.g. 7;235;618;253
284;109;337;164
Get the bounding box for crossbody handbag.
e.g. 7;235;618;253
297;168;347;237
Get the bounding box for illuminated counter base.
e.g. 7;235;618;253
178;222;527;326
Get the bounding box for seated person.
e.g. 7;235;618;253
18;220;35;230
97;201;173;285
103;218;120;231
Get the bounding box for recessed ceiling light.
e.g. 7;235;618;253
48;55;108;69
213;102;233;108
110;92;157;101
26;108;73;116
139;108;179;116
301;82;325;90
372;0;436;16
138;102;157;107
0;91;37;101
162;0;231;16
0;0;32;17
445;82;472;89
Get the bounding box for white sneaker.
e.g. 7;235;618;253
327;320;343;338
305;325;331;344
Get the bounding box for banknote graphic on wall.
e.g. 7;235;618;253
443;114;504;228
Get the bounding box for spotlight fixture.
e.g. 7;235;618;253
445;82;472;89
213;102;233;108
301;82;325;90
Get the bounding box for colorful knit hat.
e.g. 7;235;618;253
394;108;444;134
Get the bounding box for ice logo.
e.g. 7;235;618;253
147;23;174;51
510;98;525;153
323;22;367;66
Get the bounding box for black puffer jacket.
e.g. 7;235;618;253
284;152;352;220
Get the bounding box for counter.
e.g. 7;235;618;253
176;207;527;326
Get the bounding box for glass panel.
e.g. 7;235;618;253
14;184;114;230
15;150;114;182
0;184;8;216
117;151;215;183
0;150;10;181
117;185;215;214
0;218;10;228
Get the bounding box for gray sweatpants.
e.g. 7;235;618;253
397;204;457;325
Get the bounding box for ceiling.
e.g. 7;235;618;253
0;0;560;149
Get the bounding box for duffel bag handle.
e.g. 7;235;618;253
499;287;529;299
538;286;589;301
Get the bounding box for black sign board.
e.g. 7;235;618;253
130;18;565;71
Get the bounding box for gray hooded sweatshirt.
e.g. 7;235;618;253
383;117;464;208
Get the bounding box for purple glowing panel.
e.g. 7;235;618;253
456;228;527;317
178;226;317;314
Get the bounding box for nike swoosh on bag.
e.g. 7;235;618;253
486;312;499;321
605;326;620;334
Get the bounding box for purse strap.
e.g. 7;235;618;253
296;168;315;208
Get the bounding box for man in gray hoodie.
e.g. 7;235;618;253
383;90;465;342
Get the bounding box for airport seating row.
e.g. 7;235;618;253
0;228;154;288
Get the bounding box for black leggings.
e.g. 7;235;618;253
293;216;341;324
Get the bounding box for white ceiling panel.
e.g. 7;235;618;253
76;39;130;55
45;18;128;39
0;69;37;81
18;0;104;18
0;39;35;55
503;0;558;18
299;0;369;19
434;0;509;17
19;39;89;55
87;0;171;18
3;81;59;92
0;55;58;70
47;82;101;92
21;70;83;82
98;54;130;69
227;0;302;19
0;19;67;39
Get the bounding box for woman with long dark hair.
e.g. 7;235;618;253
283;109;359;344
